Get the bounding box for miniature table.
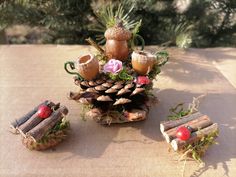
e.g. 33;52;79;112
0;45;236;177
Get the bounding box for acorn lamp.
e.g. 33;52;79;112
104;21;131;61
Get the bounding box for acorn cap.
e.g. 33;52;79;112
104;21;131;41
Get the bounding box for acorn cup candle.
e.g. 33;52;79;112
131;50;156;75
104;21;131;61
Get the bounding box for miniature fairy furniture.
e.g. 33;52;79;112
64;21;168;125
10;101;69;150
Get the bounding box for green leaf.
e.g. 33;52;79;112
118;69;133;81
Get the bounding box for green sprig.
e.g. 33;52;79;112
183;130;219;163
108;68;133;81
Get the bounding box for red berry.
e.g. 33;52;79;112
176;126;191;141
37;105;52;119
135;76;150;85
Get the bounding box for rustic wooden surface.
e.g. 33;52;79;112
0;45;236;177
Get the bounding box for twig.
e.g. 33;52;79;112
85;37;105;54
182;158;187;177
188;94;206;114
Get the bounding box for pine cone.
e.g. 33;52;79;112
68;76;151;124
71;75;150;115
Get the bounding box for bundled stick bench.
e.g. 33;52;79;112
10;100;69;150
160;112;219;151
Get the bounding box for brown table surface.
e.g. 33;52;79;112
0;45;236;177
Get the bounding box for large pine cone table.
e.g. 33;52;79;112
68;75;156;124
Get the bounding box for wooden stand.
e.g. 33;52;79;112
160;112;218;151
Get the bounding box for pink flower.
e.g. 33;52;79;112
134;76;150;85
103;59;123;74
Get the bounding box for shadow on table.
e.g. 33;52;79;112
161;53;216;85
44;87;235;177
159;48;236;85
192;48;236;63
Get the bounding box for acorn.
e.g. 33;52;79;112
104;20;131;61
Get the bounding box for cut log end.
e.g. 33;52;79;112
9;124;19;134
160;124;165;134
163;131;172;143
171;139;179;151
